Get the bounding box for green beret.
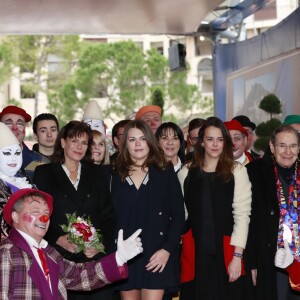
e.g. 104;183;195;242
283;115;300;125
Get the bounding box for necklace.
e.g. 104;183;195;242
63;164;78;173
273;157;300;261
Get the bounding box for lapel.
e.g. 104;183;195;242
52;163;78;200
52;162;94;207
76;162;93;202
261;153;279;215
9;229;59;300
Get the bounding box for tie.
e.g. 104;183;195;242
34;247;50;285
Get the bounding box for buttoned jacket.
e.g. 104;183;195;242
33;161;115;261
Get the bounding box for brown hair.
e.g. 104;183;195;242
114;120;169;181
51;120;93;164
190;116;234;182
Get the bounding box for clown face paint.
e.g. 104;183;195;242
0;144;22;177
13;196;50;243
83;118;105;135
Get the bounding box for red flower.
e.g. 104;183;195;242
72;222;92;242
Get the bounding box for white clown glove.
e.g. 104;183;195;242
116;229;143;266
274;239;294;269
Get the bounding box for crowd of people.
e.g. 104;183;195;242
1;101;300;300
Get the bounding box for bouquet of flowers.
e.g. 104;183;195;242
61;212;105;254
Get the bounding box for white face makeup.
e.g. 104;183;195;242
84;119;105;135
0;144;22;177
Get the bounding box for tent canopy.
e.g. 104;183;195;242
0;0;225;35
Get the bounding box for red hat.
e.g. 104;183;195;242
135;105;161;120
0;105;31;123
3;188;53;226
224;120;248;137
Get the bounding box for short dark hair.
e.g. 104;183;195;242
155;122;186;164
112;120;131;149
33;113;59;134
51;121;93;164
188;118;205;133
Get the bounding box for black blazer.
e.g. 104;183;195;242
246;149;280;300
33;161;116;263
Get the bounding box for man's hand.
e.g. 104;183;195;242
56;234;78;253
83;247;100;258
274;239;294;268
116;229;143;266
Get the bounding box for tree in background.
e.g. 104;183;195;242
73;41;212;124
0;37;212;126
3;35;80;119
75;41;146;120
48;82;80;126
254;93;282;152
0;42;13;84
151;87;164;116
259;93;282;119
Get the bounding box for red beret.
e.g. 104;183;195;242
224;120;248;137
3;188;53;226
0;105;31;123
135;105;161;120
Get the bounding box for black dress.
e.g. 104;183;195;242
111;165;185;291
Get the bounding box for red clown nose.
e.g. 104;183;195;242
39;215;49;223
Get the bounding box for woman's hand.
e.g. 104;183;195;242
56;234;78;253
228;256;242;282
145;249;170;273
83;247;100;258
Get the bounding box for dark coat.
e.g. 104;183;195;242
246;150;281;300
185;168;242;300
33;161;116;262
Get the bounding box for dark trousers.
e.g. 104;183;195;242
180;280;195;300
276;269;300;300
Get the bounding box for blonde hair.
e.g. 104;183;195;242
92;130;110;165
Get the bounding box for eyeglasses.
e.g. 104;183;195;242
4;121;25;130
231;136;245;143
275;143;299;152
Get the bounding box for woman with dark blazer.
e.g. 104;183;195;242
183;117;252;300
246;125;300;300
110;120;185;300
33;120;116;300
